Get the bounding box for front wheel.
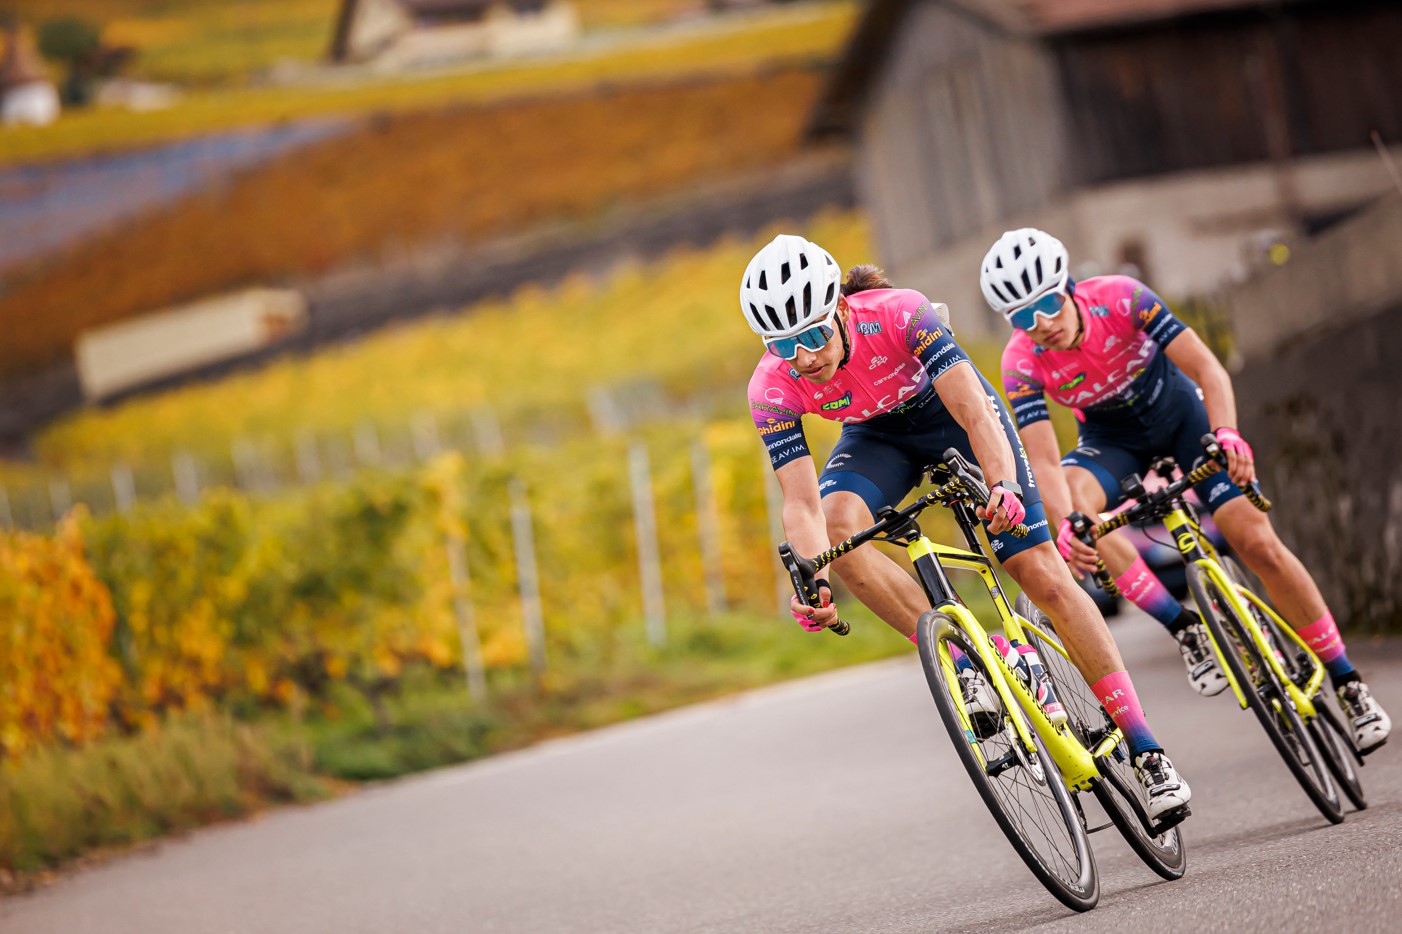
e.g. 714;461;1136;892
1015;594;1186;881
917;609;1099;912
1188;564;1344;823
1220;558;1366;812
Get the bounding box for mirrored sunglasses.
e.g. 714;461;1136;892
1005;291;1065;331
765;313;837;360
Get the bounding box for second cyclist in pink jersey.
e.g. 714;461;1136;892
742;234;1192;818
980;228;1390;753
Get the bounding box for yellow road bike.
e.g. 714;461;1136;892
1069;435;1365;824
779;450;1186;912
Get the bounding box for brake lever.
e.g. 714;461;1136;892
777;541;850;636
1067;511;1120;597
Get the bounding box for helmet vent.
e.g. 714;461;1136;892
1034;257;1043;283
1020;270;1032;293
784;296;798;325
799;254;809;269
802;282;812;315
758;271;768;290
780;262;791;284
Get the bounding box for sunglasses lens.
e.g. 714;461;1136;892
766;337;799;359
1008;292;1062;330
766;318;834;359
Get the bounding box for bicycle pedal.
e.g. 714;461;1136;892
1149;805;1191;834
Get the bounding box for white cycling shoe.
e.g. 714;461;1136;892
1175;624;1228;697
959;668;1002;739
1337;680;1391;754
1134;751;1192;820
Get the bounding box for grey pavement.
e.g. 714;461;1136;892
3;607;1401;933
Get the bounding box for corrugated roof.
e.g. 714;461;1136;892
809;0;1318;138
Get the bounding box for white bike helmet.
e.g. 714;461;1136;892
739;234;842;337
979;228;1069;314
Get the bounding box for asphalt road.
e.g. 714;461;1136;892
5;608;1401;933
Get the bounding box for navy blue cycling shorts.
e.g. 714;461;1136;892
1060;376;1245;513
817;386;1051;562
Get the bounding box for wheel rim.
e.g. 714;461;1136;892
1016;595;1184;870
937;628;1095;896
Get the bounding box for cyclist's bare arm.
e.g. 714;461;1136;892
775;456;838;625
1162;330;1239;435
1163;329;1254;484
934;363;1016;533
1021;420;1074;529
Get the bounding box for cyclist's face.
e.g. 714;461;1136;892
1023;294;1079;350
791;300;847;384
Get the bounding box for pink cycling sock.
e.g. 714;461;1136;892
1090;671;1161;757
1113;557;1182;630
1295;611;1355;677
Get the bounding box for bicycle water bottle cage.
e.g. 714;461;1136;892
1120;473;1148;501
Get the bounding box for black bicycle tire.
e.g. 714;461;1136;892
917;609;1100;912
1311;705;1367;811
1014;594;1186;881
1219;558;1366;811
1187;565;1344;823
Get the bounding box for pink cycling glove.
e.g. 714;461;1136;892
987;484;1026;526
1215;427;1253;461
1056;517;1078;562
791;579;831;632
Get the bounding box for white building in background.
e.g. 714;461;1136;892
0;20;59;128
330;0;580;70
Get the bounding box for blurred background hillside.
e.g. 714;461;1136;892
2;0;1401;883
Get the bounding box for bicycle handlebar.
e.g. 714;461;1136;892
777;448;1030;635
1090;434;1272;540
778;541;851;636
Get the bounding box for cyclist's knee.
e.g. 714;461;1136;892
822;492;872;541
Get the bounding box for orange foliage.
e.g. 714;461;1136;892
0;68;821;377
0;510;121;760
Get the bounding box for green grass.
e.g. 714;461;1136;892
0;2;856;166
1;592;1002;878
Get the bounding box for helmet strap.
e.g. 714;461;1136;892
836;312;852;368
1069;300;1087;350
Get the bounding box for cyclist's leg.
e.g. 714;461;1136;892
1210;497;1390;746
1062;443;1192;633
817;428;928;638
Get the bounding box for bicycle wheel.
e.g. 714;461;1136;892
1219;558;1365;811
1187;564;1344;823
1015;594;1186;881
917;609;1099;911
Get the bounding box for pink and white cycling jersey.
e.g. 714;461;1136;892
1000;275;1187;429
748;289;969;468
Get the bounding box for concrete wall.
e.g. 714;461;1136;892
1224;191;1402;631
888;148;1402;342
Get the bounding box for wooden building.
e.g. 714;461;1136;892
809;0;1402;336
330;0;579;68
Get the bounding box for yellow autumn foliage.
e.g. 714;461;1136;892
0;510;121;759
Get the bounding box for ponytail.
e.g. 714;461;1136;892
842;264;893;297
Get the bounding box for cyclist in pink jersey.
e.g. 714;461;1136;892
981;228;1389;753
743;234;1192;818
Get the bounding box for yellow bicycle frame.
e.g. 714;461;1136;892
911;535;1124;793
1162;509;1325;719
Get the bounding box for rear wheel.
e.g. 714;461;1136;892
1015;594;1186;880
917;609;1099;911
1188;564;1344;823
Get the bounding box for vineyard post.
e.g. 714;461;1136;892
510;478;548;675
295;429;321;484
111;463;136;513
691;436;725;615
173;450;201;505
630;439;667;647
